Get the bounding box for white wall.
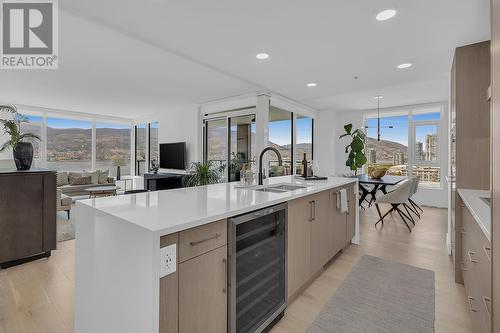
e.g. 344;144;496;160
156;106;199;170
316;105;449;208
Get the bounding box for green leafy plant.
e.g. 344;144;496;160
185;161;222;187
0;105;41;153
339;123;367;175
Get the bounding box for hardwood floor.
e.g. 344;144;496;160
0;206;472;333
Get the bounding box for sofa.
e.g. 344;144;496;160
57;170;115;197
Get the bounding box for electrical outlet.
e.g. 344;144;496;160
160;244;176;278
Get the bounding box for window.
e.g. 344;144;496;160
46;118;92;171
295;115;313;175
412;110;441;187
96;123;131;177
365;114;409;174
364;105;443;188
268;107;292;177
135;124;147;175
149;122;159;168
19;115;42;162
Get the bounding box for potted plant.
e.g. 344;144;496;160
0;105;41;170
185;161;222;187
339;123;367;175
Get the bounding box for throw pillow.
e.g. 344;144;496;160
97;169;110;184
68;172;83;184
57;171;69;187
83;170;100;184
69;175;92;186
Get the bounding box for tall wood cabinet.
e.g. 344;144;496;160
0;169;56;268
287;184;356;300
451;41;491;275
451;41;491;333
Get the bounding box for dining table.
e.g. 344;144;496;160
352;174;407;207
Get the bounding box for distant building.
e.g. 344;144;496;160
425;134;438;161
368;148;377;164
393;151;404;166
387;165;441;184
415;142;424;161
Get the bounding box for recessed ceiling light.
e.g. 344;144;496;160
397;63;413;69
256;53;269;60
374;95;383;99
306;82;317;87
376;9;397;21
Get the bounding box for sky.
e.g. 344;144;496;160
268;117;313;146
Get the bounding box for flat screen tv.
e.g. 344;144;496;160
159;142;186;170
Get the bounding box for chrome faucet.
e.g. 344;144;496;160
258;147;283;185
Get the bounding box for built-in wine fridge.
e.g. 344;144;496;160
228;203;287;333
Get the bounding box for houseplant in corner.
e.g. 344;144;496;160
0;105;41;170
185;160;222;187
339;123;367;175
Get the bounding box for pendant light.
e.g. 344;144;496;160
365;95;393;141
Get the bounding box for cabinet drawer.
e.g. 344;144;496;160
179;219;227;262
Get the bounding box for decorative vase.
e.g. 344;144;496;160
13;141;34;170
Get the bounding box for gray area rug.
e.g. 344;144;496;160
307;255;435;333
57;211;75;242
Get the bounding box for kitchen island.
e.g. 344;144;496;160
74;175;358;333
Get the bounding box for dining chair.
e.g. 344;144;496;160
403;177;421;219
374;179;414;232
408;176;424;215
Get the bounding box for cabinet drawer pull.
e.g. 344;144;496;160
484;246;491;262
222;258;227;294
483;296;491;316
460;228;466;234
309;200;316;222
467;251;479;263
189;233;221;246
467;297;478;312
312;200;316;221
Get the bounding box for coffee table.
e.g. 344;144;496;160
85;186;121;198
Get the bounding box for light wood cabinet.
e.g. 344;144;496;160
287;195;312;298
159;221;228;333
310;191;332;274
458;201;490;333
179;245;228;333
287;185;356;300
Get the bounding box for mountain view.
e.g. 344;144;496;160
365;136;408;164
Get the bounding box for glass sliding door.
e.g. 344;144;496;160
268;106;292;177
295;115;313;175
149;122;159;168
46;118;92;171
96;123;131;177
229;115;256;182
204;118;228;174
135;124;147;175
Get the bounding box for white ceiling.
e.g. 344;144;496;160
1;1;491;118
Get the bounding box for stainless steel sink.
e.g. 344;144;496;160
253;183;307;193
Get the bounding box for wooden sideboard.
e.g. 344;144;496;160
0;169;57;268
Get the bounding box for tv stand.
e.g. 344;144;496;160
144;173;184;191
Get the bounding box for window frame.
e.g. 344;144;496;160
363;104;445;190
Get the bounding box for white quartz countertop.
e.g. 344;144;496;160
77;175;357;236
457;188;491;241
